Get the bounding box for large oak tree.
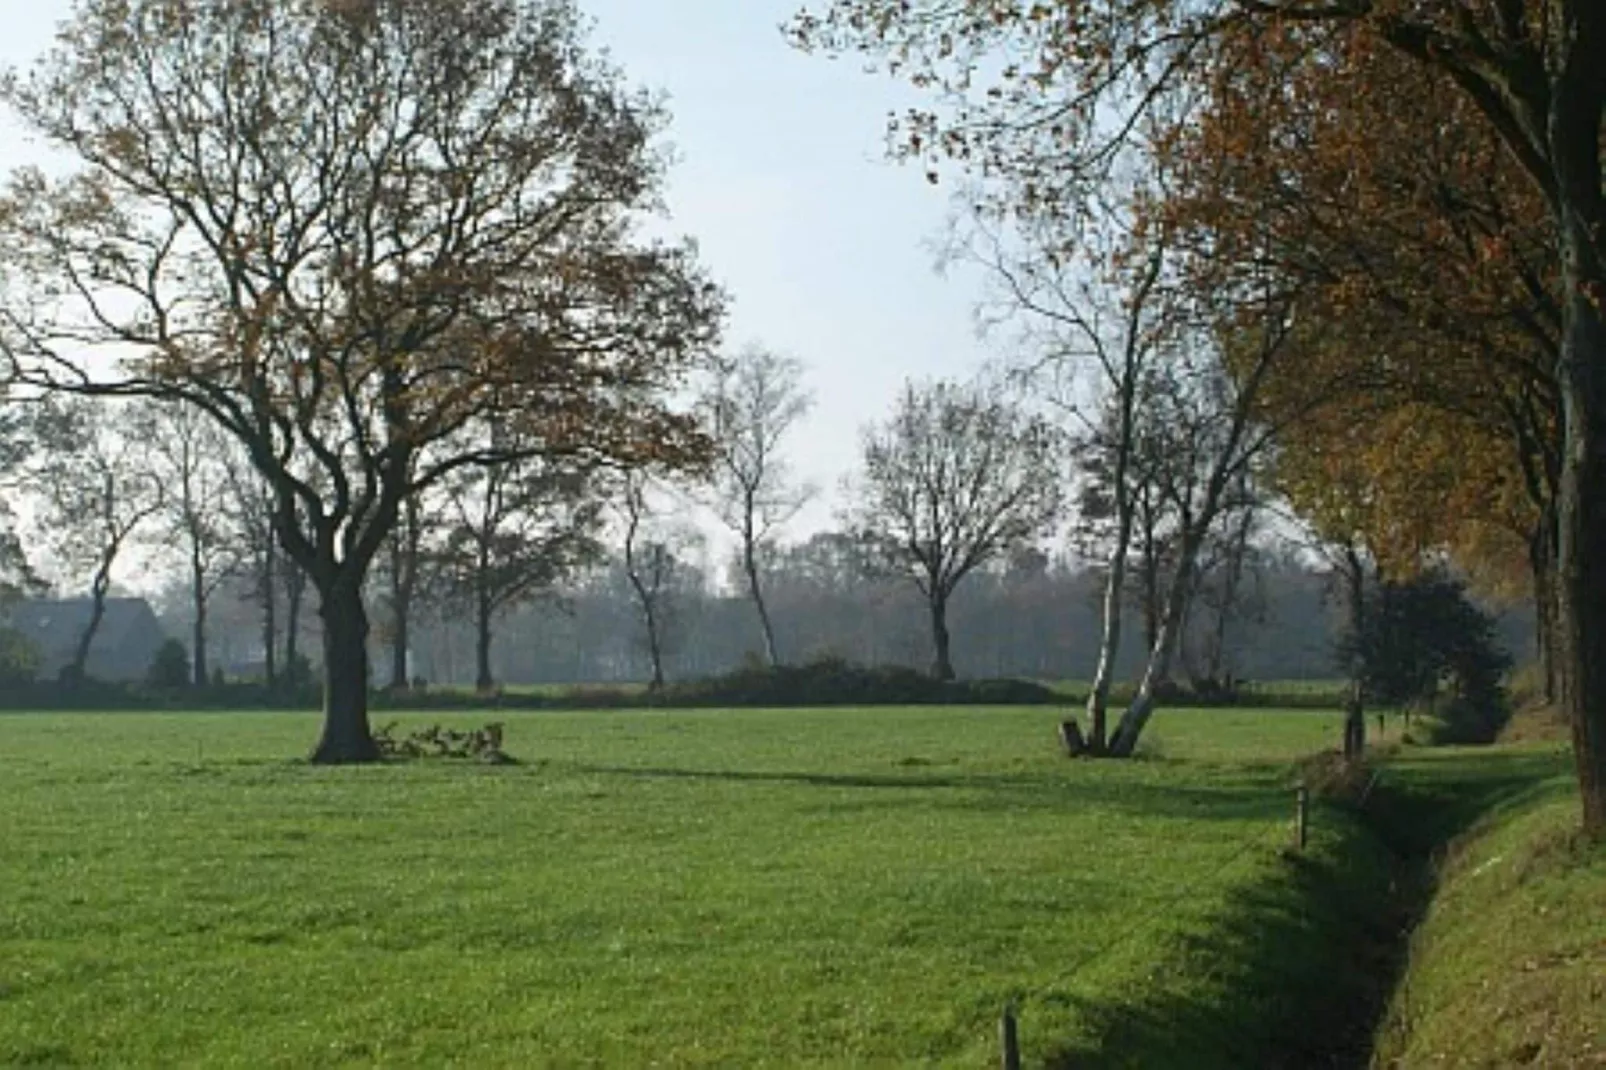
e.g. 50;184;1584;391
0;0;722;761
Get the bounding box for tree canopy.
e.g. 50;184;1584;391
0;0;724;759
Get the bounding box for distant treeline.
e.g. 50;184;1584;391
145;536;1535;695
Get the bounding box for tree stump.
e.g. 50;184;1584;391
1059;720;1090;758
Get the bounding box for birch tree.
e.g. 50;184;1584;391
789;0;1606;835
704;346;814;667
144;400;240;686
618;470;698;692
980;214;1173;751
435;436;603;693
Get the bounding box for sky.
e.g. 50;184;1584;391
0;0;1000;540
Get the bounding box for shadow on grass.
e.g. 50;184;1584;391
1038;746;1578;1069
1041;845;1398;1069
571;763;1291;823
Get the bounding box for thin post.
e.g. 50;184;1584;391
1295;784;1310;851
1000;1007;1021;1070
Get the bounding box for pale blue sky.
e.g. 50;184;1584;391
0;1;998;534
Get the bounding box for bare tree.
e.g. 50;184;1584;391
218;448;275;686
0;0;722;760
25;398;164;681
704;346;814;666
436;428;603;693
980;211;1172;750
1104;312;1303;757
1181;481;1268;695
845;378;1062;680
976;207;1316;756
375;485;429;692
618;470;699;691
143;400;240;686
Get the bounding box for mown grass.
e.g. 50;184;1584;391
1371;743;1604;1068
1;705;1376;1067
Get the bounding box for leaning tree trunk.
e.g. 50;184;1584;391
1553;215;1606;838
743;538;780;668
1108;533;1200;757
625;560;666;692
929;592;955;681
1085;524;1133;755
67;552;116;683
310;579;379;764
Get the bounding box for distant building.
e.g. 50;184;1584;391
2;598;168;682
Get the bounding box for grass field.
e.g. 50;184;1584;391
3;705;1384;1066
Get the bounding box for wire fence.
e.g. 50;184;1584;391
997;784;1314;1068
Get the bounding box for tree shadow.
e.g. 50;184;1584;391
571;762;1293;824
1041;849;1400;1069
1038;746;1578;1069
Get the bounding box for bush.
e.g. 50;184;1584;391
1344;568;1512;743
146;639;192;689
0;626;41;686
282;652;315;689
655;657;1061;708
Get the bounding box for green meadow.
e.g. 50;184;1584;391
3;706;1393;1066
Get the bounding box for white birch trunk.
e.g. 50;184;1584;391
1109;532;1199;757
1086;513;1133;753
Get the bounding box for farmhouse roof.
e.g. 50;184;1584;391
3;597;164;655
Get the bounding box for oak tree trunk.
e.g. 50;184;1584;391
1554;236;1606;837
309;581;379;764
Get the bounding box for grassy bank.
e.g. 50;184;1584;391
0;705;1391;1066
1372;744;1604;1068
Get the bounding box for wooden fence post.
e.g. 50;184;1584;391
1001;1007;1021;1070
1295;784;1310;851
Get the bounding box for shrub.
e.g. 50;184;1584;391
1344;568;1512;743
282;652;315;690
146;639;191;689
0;626;41;685
656;657;1060;708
